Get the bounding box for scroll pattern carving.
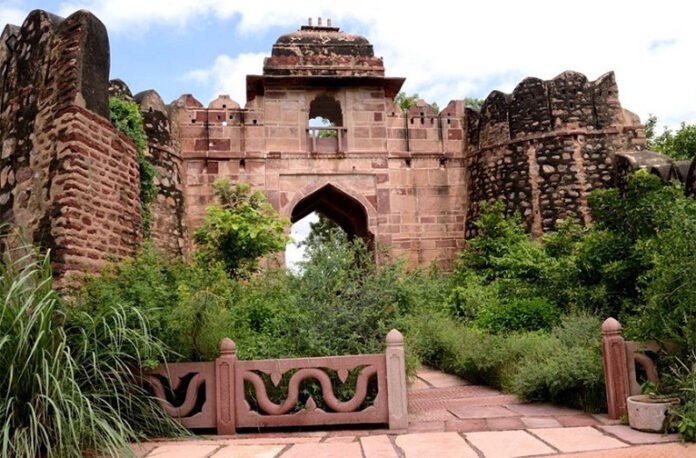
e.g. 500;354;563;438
144;331;406;432
146;362;217;429
235;355;388;428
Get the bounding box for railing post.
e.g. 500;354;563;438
386;329;408;430
602;318;629;419
216;338;237;434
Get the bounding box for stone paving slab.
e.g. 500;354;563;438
466;430;556;457
555;413;599;427
322;435;356;443
146;444;221;458
597;425;680;444
395;432;478;458
210;444;285;458
444;418;488;432
520;416;563;429
449;404;517;419
506;403;582;417
486;417;526;431
529;426;629;453
409;384;501;401
359;435;398;458
415;369;470;388
409;376;431;391
555;442;696;457
279;442;362;458
216;436;322;445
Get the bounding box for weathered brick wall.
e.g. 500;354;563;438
0;10;141;286
464;71;646;237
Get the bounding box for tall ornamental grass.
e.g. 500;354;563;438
0;242;183;458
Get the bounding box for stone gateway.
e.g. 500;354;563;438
1;10;686;283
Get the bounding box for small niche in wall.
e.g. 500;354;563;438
239;159;246;171
405;158;412;168
439;157;447;169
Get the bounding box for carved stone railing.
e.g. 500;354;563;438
601;318;660;419
146;329;408;433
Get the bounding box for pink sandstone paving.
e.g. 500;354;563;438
394;432;478;458
520;417;563;429
279;441;363;458
359;435;399;458
133;369;685;457
597;425;681;444
465;430;556;457
210;444;285;458
555;442;696;457
145;444;221;458
529;426;629;453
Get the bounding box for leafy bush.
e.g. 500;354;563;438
193;179;290;278
664;353;696;442
409;312;605;411
509;315;605;411
73;243;234;362
476;297;560;334
1;242;182;457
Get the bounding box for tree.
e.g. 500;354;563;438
645;115;696;160
193;179;290;278
303;213;339;247
465;97;484;111
395;92;419;112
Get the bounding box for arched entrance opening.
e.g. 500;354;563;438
285;184;373;270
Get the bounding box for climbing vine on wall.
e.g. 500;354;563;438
109;97;158;237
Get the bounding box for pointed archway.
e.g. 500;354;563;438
291;184;371;242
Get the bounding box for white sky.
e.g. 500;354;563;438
85;1;696;127
285;212;319;272
2;0;693;128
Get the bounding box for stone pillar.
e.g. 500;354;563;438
385;329;408;430
216;338;237;434
602;318;629;419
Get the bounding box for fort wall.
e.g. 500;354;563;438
0;10;141;286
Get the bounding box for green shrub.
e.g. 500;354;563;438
109;97;157;237
0;242;182;458
409;312;606;412
73;243;234;362
193;179;290;278
663;353;696;442
476;297;560;334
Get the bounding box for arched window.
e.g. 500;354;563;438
307;95;345;152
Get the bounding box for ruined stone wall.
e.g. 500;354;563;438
464;71;646;237
135;90;188;257
0;10;141;286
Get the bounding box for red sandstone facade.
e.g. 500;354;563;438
4;10;683;280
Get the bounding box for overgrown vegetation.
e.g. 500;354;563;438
646;115;696;160
109;97;158;237
8;158;696;452
423;171;696;435
0;240;183;457
193;179;290;278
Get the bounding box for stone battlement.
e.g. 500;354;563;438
1;11;676;277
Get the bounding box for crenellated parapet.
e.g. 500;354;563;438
464;71;646;237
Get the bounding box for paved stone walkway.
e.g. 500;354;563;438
131;368;694;457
